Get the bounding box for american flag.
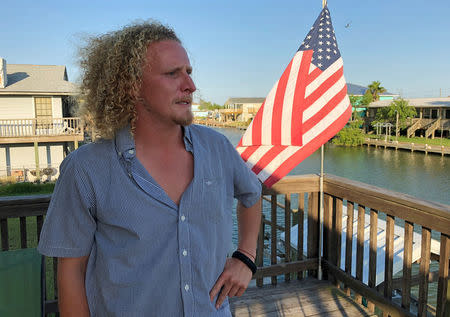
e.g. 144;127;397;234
236;5;351;187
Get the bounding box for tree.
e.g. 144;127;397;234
367;81;386;101
332;120;365;146
374;98;416;127
199;99;224;111
349;93;373;121
372;98;416;137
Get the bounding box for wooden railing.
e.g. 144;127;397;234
407;119;423;138
257;174;450;316
425;118;442;138
0;117;83;137
0;174;449;316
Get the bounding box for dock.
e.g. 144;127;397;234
230;278;375;316
363;138;450;156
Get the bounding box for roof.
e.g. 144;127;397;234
224;97;265;105
0;64;78;95
369;97;450;108
347;83;396;96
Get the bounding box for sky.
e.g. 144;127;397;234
2;0;450;104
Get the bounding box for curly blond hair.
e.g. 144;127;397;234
77;21;180;139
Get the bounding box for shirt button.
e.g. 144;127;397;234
128;149;134;155
181;215;186;222
182;249;187;256
184;284;189;291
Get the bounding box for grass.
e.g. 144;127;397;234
366;134;450;146
4;217;57;304
0;182;55;196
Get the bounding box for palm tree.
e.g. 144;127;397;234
367;81;387;101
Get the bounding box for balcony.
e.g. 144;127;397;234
0;174;448;316
0;117;84;144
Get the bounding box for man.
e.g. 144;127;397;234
37;22;261;316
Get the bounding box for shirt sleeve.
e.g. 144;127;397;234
37;153;96;258
224;137;262;208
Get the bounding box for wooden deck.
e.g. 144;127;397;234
230;278;375;317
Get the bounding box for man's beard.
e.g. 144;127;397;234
173;109;194;126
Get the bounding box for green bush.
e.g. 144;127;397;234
0;182;55;196
332;121;365;146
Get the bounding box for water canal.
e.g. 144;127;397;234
215;127;450;206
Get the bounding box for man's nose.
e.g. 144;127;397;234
182;73;196;93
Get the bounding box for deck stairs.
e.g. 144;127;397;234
407;118;423;137
425;118;441;138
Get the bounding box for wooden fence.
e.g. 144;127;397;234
0;174;449;316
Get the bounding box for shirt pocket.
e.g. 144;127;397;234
201;177;228;224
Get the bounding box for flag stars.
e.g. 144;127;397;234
333;50;337;54
307;35;312;39
326;41;331;45
326;55;331;60
318;34;323;38
305;44;310;48
326;48;331;52
319;23;323;26
318;41;323;45
318;48;323;52
326;34;331;38
318;63;323;67
317;55;323;60
319;28;323;32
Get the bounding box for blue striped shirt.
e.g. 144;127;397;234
38;125;261;317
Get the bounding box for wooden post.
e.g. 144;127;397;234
436;234;449;316
74;139;79;150
34;141;40;181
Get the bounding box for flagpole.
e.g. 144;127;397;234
318;0;327;282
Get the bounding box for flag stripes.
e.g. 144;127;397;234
237;6;351;187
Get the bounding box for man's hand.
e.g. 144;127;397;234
209;257;253;309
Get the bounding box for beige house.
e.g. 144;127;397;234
222;97;265;122
367;97;450;138
0;59;83;181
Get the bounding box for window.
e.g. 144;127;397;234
445;109;450;119
35;97;52;121
431;109;438;119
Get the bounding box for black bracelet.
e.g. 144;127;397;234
232;250;257;275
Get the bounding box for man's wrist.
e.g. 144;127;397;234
232;250;257;275
237;248;256;262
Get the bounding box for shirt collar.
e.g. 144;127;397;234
115;125;193;159
182;125;193;152
115;126;135;159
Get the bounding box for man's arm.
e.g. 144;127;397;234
210;198;261;309
57;256;90;317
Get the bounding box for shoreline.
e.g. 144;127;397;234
194;120;450;156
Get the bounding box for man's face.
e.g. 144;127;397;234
138;40;196;126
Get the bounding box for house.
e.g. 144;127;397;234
221;84;397;123
347;83;398;118
367;97;450;138
0;58;83;181
221;97;265;122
